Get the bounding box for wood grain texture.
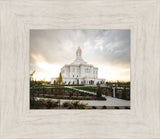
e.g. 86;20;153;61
0;0;160;138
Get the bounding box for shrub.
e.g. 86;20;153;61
122;87;127;99
30;95;45;109
38;99;45;105
72;101;80;109
63;101;70;107
78;103;88;109
115;106;120;109
102;106;107;109
125;106;130;109
92;106;96;109
45;100;53;109
52;101;59;107
45;100;58;109
68;105;74;109
96;86;102;98
63;101;88;109
97;97;106;100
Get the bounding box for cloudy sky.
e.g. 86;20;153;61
30;30;130;81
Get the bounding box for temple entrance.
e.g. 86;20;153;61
89;80;94;85
77;79;79;85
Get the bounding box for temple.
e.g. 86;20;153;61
51;47;105;85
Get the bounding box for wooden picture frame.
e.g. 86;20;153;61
0;0;160;138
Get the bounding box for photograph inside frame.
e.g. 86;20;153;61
30;29;130;109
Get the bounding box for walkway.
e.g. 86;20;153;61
65;86;130;106
65;86;97;96
36;96;130;106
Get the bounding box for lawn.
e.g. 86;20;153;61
32;86;96;96
34;84;54;88
30;86;106;102
73;86;98;92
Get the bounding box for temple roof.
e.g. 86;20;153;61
71;59;87;65
71;47;87;65
77;46;82;51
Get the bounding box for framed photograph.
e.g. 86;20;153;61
30;29;130;110
0;0;160;138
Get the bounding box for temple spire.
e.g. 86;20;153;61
76;46;82;59
71;46;87;65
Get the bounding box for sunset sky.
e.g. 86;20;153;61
30;30;130;82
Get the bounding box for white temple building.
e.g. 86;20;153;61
51;47;105;85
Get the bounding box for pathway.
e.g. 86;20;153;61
35;96;130;106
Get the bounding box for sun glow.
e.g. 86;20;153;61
32;62;61;81
98;64;130;82
31;62;130;82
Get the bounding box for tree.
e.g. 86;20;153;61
96;82;100;86
30;70;37;108
122;87;127;99
53;80;57;85
30;70;36;87
97;85;102;98
30;70;35;81
59;72;62;83
116;80;120;87
57;72;63;85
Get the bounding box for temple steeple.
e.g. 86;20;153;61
71;46;87;65
76;46;82;59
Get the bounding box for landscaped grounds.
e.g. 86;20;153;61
30;80;130;109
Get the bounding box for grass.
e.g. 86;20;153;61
73;86;98;92
33;85;94;95
63;87;81;92
34;84;54;88
37;95;106;101
64;87;96;96
31;87;96;97
31;85;106;101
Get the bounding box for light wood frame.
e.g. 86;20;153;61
0;0;160;138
